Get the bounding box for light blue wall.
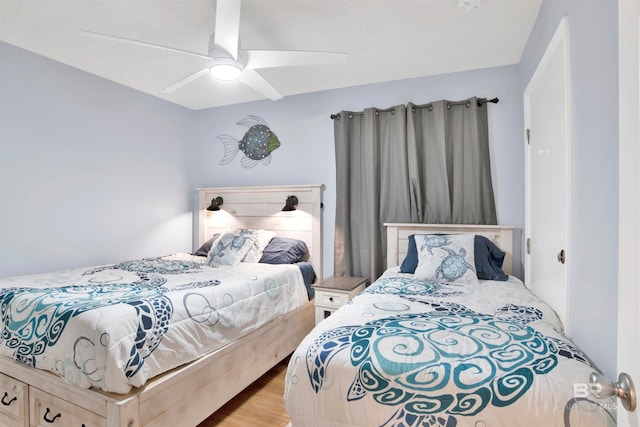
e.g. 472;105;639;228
519;0;619;378
190;66;525;279
0;42;195;277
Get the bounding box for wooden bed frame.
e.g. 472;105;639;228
0;185;323;427
384;223;515;275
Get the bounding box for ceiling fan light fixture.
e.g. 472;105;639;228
210;58;243;81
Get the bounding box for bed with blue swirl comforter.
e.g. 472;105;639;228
284;270;615;427
0;253;309;393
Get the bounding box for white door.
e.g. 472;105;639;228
616;1;639;424
524;17;571;333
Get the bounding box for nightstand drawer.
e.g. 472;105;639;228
0;372;27;427
313;276;367;324
318;291;347;308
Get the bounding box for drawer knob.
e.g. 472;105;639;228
44;407;62;423
1;392;16;406
329;297;334;302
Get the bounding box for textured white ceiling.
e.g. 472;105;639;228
0;0;542;110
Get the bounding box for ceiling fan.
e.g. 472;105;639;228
80;0;347;100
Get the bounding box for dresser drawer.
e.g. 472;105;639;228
30;387;106;427
317;291;348;308
0;372;28;427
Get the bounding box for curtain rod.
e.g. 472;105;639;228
455;97;499;106
330;97;499;119
330;107;396;120
480;97;499;105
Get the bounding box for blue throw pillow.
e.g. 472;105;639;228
259;237;308;264
399;235;419;273
193;234;220;257
400;234;508;281
474;235;508;281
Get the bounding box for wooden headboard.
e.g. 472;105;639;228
196;185;324;280
385;223;515;276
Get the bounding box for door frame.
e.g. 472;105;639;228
616;2;639;425
523;16;572;334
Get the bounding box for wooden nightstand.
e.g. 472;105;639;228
313;275;368;324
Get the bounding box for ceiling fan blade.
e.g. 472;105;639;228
245;50;347;70
80;30;213;61
161;68;211;93
239;69;283;101
214;0;241;59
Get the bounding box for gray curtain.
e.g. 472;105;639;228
334;106;412;280
334;97;497;280
407;98;497;224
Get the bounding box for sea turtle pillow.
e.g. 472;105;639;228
414;234;478;284
206;232;256;267
238;229;277;263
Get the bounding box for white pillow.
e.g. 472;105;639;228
240;229;276;263
206;232;256;267
414;234;478;284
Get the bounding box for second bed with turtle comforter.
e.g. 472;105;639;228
284;269;616;427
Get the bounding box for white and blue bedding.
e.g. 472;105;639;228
0;254;310;393
284;269;616;427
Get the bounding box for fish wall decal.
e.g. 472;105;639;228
218;116;281;168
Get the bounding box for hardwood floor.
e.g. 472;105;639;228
197;356;291;427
